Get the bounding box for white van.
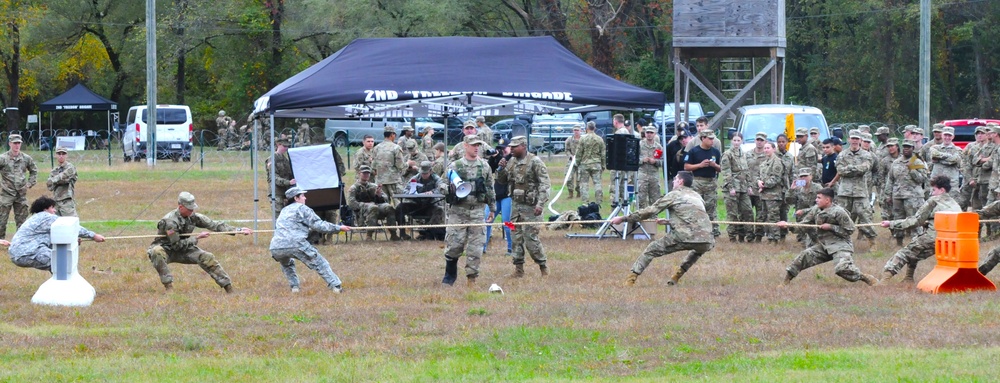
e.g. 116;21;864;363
729;104;840;156
122;105;194;162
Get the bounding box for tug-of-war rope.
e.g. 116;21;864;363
89;218;1000;241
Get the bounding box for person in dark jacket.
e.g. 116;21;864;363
485;139;513;255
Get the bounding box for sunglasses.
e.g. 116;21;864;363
755;138;765;141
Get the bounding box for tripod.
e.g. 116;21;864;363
566;170;650;239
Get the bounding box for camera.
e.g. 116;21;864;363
484;148;498;157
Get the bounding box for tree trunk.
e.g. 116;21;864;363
267;0;284;89
3;19;20;133
175;0;188;104
972;34;994;117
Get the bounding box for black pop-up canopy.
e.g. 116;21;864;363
36;84;117;164
253;36;665;118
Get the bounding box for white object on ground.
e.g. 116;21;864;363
31;217;96;307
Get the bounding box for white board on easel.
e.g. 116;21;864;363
55;136;86;150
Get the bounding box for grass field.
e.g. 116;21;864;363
2;150;1000;382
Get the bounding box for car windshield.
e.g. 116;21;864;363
743;113;830;141
949;124;978;143
534;113;583;121
141;109;188;124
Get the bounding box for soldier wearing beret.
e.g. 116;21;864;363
0;134;37;239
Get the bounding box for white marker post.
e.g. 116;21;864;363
31;217;96;306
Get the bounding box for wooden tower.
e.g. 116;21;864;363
672;0;786;131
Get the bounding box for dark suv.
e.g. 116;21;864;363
653;102;715;138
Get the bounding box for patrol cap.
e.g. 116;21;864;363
992;125;1000;135
932;123;945;133
861;132;873;142
886;137;899;146
178;192;198;210
275;137;291;146
901;139;916;147
218;110;226;116
849;130;862;139
643;126;656;133
402;125;414;132
911;128;924;136
384;125;396;133
508;136;527;147
699;129;716;139
475;116;486;123
942;126;955;136
358;165;373;173
857;125;871;133
809;127;820;134
8;134;21;143
55;147;69;154
419;161;433;174
798;168;813;177
463;120;477;129
876;126;890;135
795;128;808;136
572;125;582;131
976;126;988;134
285;186;305;199
405;140;417;150
423;125;434;133
903;125;918;133
754;132;767;141
463;135;485;146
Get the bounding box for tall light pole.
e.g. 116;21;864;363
146;0;157;167
919;0;930;134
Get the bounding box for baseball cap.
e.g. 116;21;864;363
55;147;69;154
508;136;527;147
8;134;22;143
463;135;485;146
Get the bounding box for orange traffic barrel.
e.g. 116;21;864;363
916;212;996;293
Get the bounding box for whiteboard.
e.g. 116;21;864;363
288;144;340;190
55;136;86;151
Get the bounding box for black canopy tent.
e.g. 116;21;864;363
38;83;117;166
250;36;667;230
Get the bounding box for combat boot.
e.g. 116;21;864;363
895;236;904;247
624;272;639;286
539;265;549;276
876;271;895;286
223;284;234;294
667;266;685;286
389;229;401;241
467;275;477;287
778;271;794;287
859;273;877;286
442;260;458;286
509;264;525;278
366;231;375;241
163;282;174;291
902;263;917;283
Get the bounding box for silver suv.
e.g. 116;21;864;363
528;112;584;152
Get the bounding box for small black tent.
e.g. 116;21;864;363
37;84;117;163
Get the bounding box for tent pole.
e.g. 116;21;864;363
252;117;259;245
106;110;111;166
269;114;277;225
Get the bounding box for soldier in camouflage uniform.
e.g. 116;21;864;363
778;188;877;286
928;126;963;202
476;116;494;147
836;130;878;242
497;136;550;278
721;133;752;242
576;122;606;204
878;176;960;285
46;147;78;217
959;126;987;209
421;126;437;159
147;192;252;293
885;140;929;244
636;126;663;209
449;121;492;161
786;168;822;246
9;196;104;271
348;165;400;241
971;126;995;212
396;161;447;236
353;135;376;173
216;110;228;150
876;138;901;239
0;134;37;239
296;122;311;146
563;126;583;199
684;129;722;237
987;125;1000;207
395;125;414;149
441;135;496;286
373;126;407;202
775;135;795;240
270;187;352;293
756;141;786;242
874;126;892;159
618;171;715;286
808;127;822;157
919;124;945;163
744;132;770;242
432;142;447;177
795;128;821;181
402;139;428;181
266;137;295;216
974;196;1000;276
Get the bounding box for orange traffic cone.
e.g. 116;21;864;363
916;212;996;293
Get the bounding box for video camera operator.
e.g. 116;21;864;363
485;138;513;256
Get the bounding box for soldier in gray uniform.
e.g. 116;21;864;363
266;137;295;215
147;192;252;293
576;121;606;204
928;126;963;202
46;147;78;217
269;187;352;293
348;165;399;241
353;135;376;173
878;176;961;285
441;135;496;287
836;130;878;243
636;126;663;209
0;134;37;239
373;126;407;203
9;196;105;271
616;171;715;286
497;136;550;278
777;188;877;286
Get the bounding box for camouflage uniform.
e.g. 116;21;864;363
785;174;822;246
876;151;900;223
576;131;606;204
476;121;494;147
266;150;294;214
269;199;347;291
973;141;995;211
796;139;821;181
9;211;96;271
744;147;769;241
928;142;963;202
885;150;929;240
497;143;550;273
396;128;414;149
784;204;871;283
147;196;243;290
721;145;752;240
836;148;877;239
296;124;311;146
216;114;228;150
0;148;37;238
353;147;376;174
757;154;787;241
443;155;496;281
976;199;1000;275
402;141;428;182
636;135;662;209
564;134;582;197
776;148;795;239
959;139;981;209
421;132;437;159
432;155;446;177
373;136;407;201
883;193;960;275
624;185;715;284
46;158;78;217
347;176;398;237
396;168;447;228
